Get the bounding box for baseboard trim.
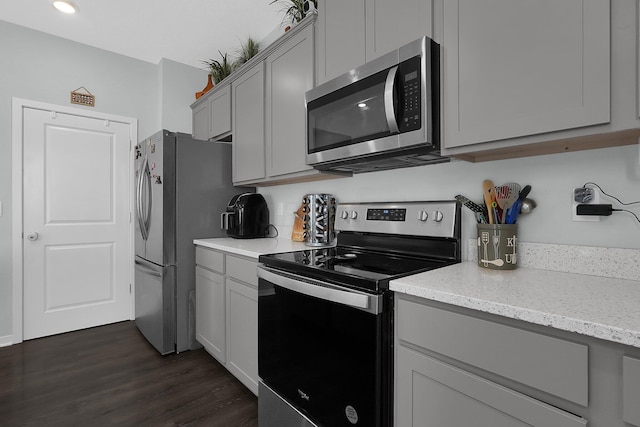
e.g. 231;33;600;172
0;335;14;347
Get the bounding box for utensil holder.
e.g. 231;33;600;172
302;193;336;246
477;224;518;270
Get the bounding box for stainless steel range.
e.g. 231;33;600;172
257;200;461;426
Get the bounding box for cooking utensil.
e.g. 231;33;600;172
504;184;532;224
482;180;498;224
455;195;486;223
480;258;505;267
495;183;521;223
520;198;537;214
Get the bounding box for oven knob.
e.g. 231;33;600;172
350;210;358;219
417;210;428;221
432;210;444;222
340;210;349;219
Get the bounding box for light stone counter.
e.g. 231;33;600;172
193;237;310;259
391;261;640;348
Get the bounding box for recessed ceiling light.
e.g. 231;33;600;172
53;1;77;14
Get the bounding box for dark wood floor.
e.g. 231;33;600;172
0;321;258;426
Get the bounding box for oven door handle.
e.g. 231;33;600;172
257;266;377;312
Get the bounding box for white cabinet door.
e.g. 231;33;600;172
365;0;433;61
443;0;610;149
317;0;366;83
208;85;232;140
232;62;266;183
195;265;226;363
226;278;258;395
266;24;315;178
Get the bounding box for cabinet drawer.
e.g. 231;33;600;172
226;255;258;287
397;298;588;406
195;247;224;274
396;346;587;427
624;356;640;426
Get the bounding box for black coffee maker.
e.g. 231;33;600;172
221;193;270;238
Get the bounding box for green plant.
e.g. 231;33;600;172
202;51;235;84
236;37;261;65
270;0;317;24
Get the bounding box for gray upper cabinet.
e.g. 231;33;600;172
316;0;366;83
317;0;433;84
365;0;434;61
208;85;232;141
232;62;266;184
233;15;334;186
192;100;209;141
441;0;611;154
266;24;315;178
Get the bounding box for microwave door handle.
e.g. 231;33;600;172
384;65;400;134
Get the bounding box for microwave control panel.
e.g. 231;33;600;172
398;56;422;133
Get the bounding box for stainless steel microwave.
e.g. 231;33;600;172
305;36;446;174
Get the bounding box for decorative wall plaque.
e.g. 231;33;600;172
70;86;95;107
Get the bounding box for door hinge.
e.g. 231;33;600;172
129;284;132;294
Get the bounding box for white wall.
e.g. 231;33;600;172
260;144;640;253
0;20;206;340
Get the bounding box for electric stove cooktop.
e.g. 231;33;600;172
259;201;462;294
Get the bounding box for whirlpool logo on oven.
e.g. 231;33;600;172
297;389;310;401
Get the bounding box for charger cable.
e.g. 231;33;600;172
582;182;640;223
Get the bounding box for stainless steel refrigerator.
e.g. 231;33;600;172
134;130;242;354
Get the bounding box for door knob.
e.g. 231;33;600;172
26;232;39;241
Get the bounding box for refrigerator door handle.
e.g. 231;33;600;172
135;258;162;277
136;157;147;240
141;157;152;240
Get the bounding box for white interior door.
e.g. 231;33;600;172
22;107;132;340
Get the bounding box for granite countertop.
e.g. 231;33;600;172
391;261;640;349
195;237;640;349
193;237;310;259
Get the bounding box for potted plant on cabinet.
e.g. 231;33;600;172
235;37;261;66
270;0;317;25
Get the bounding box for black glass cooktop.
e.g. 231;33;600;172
259;246;453;294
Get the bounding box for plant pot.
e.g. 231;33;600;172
195;74;214;100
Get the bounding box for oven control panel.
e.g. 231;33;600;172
335;201;459;238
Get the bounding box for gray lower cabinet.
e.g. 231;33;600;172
225;278;258;395
195;264;226;362
195;246;258;396
396;346;586;427
395;294;588;426
395;293;640;427
623;356;640;426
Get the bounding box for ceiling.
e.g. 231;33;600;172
0;0;286;69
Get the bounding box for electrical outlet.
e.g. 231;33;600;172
572;187;601;222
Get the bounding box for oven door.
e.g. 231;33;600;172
257;265;393;427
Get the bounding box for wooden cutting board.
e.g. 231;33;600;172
291;204;306;242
